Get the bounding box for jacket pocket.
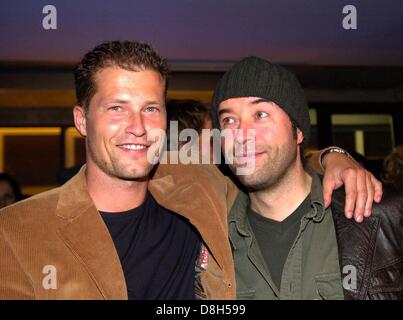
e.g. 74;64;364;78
315;272;344;300
237;289;256;300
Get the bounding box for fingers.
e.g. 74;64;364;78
352;169;368;223
343;168;357;220
345;170;380;222
371;174;383;203
322;174;336;208
326;164;383;223
364;174;375;218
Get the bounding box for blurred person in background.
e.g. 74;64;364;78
166;99;216;162
166;99;211;140
382;145;403;189
0;173;23;209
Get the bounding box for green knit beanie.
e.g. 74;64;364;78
212;56;310;146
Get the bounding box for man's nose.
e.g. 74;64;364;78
125;113;146;137
235;119;253;145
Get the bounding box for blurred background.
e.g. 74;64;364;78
0;0;402;197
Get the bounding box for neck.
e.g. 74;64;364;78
86;164;149;213
249;160;312;222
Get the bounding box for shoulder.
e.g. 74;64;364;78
332;184;402;221
153;162;240;215
372;184;403;225
0;186;61;231
155;161;239;193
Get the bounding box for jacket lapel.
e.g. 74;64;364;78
331;189;379;300
149;163;234;274
56;166;127;300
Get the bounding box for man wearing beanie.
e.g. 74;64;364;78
0;40;389;300
213;56;402;299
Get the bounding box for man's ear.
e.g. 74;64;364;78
296;127;304;145
73;106;87;137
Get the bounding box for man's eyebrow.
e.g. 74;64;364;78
104;99;163;105
144;99;163;105
218;98;272;115
218;108;231;116
104;99;130;104
251;98;271;105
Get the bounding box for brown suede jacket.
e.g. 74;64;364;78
0;163;238;299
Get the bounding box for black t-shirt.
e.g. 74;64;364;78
247;195;311;290
100;192;201;300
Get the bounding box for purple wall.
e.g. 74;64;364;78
1;0;402;66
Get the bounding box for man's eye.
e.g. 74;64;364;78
145;106;159;113
109;106;122;111
221;117;235;125
256;111;268;119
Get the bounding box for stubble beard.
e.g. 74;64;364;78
87;142;154;181
230;144;298;192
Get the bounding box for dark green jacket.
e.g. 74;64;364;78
228;172;344;299
229;172;403;300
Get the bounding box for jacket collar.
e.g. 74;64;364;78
228;168;327;240
305;167;326;222
148;162;234;274
56;166;127;300
330;188;380;299
56;161;233;297
228;191;251;238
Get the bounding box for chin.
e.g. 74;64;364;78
238;174;259;187
115;170;151;181
112;162;155;181
236;168;275;191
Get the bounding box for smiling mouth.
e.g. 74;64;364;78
118;144;148;151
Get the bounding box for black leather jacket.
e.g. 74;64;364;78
331;184;403;299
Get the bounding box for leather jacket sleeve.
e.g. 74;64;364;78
331;184;403;300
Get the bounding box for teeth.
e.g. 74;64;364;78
121;144;146;150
